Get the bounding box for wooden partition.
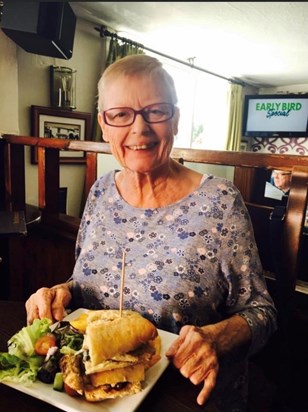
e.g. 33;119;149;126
1;135;308;304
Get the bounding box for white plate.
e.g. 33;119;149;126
2;308;177;412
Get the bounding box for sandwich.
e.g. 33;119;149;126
60;309;161;402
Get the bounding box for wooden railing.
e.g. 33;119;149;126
2;134;308;204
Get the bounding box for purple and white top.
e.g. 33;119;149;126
70;170;277;411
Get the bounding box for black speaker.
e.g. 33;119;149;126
1;1;76;59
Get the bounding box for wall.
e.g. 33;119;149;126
0;18;106;216
244;83;308;155
0;31;19;135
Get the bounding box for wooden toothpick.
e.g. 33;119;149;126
119;250;126;317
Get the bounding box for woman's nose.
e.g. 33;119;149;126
131;112;150;134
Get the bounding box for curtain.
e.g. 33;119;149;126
106;36;144;66
224;83;244;151
92;37;144;142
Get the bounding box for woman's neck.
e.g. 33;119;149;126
115;159;203;208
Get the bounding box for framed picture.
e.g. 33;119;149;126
31;105;92;164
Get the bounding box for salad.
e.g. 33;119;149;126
0;318;84;390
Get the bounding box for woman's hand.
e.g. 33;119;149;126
166;316;251;406
25;283;72;325
166;325;219;406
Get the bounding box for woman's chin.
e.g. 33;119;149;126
124;158;158;174
126;166;155;174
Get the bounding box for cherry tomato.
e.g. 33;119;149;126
34;334;57;356
64;383;80;397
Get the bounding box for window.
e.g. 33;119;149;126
160;59;229;150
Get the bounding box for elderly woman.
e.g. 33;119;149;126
26;55;277;411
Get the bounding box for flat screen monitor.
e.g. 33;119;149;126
242;94;308;137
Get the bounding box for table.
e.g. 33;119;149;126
0;301;218;412
0;205;41;237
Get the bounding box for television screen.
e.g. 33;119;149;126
242;94;308;137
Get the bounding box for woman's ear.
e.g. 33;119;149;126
97;112;109;142
172;107;180;136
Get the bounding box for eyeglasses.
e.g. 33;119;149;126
103;103;175;127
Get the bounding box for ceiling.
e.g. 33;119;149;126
71;1;308;88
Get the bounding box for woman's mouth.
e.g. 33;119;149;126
127;143;157;151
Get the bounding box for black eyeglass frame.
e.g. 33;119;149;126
102;102;175;127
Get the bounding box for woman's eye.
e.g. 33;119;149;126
149;109;163;116
114;111;129;119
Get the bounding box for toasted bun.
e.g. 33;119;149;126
84;310;158;367
84;381;142;402
59;354;84;395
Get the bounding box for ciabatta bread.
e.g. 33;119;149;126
83;310;158;368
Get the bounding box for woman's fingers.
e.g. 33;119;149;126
25;287;54;324
168;326;213;369
196;370;217;406
166;325;219;406
25;299;40;325
165;325;195;361
50;286;72;321
165;335;184;358
25;284;71;324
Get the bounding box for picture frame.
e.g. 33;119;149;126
31;105;92;164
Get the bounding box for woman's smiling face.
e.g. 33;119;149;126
98;73;179;175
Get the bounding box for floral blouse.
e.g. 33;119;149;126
70;171;277;411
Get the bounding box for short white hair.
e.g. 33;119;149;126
97;54;178;112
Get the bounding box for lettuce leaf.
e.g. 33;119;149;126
53;321;84;354
0;318;52;384
0;353;41;384
8;318;52;359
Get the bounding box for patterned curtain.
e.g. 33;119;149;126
92;37;144;142
224;83;244;151
106;36;144;66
